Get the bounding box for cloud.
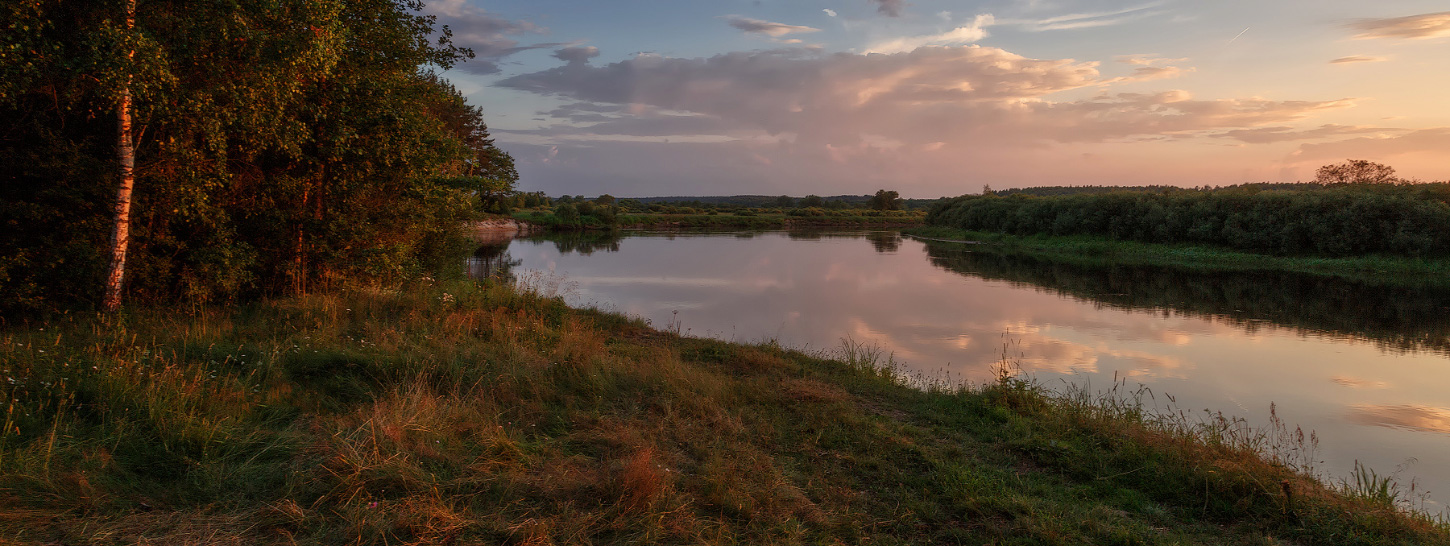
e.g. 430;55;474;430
824;9;838;18
553;46;600;65
1116;54;1188;66
1347;404;1450;434
872;0;906;18
1294;128;1450;160
1329;55;1388;64
423;0;551;74
1212;124;1396;144
866;14;995;53
1350;11;1450;40
723;15;821;38
1017;1;1170;31
499;46;1352;149
1105;55;1193;83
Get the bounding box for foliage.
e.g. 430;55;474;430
926;180;1450;258
0;0;513;314
867;189;903;210
1316;159;1400;185
552;203;580;224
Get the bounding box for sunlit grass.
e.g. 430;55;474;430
1;278;1446;544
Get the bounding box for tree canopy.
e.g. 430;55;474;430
1314;159;1399;185
868;189;903;211
1;0;515;314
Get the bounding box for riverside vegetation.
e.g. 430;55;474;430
914;164;1450;285
5;0;1449;541
924;166;1450;260
511;191;927;231
2;275;1448;544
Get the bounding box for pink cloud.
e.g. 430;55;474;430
1351;11;1450;40
1294;128;1450;160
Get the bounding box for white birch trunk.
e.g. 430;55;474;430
103;0;137;311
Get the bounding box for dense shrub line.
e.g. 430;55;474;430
926;183;1450;257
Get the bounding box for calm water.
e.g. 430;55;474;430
489;229;1450;510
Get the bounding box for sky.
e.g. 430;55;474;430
427;1;1450;197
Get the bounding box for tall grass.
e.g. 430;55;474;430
1;278;1446;544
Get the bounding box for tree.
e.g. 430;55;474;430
1315;160;1399;185
775;195;796;208
554;203;580;224
2;0;484;312
868;189;903;211
103;0;138;311
595;194;616;206
801;195;824;207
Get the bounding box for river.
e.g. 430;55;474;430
477;229;1450;512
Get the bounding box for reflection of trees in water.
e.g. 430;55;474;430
467;243;521;282
784;229;868;242
866;231;902;253
921;242;1450;355
523;231;624;255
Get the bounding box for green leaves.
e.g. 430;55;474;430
2;0;508;312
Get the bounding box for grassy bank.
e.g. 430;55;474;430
1;279;1446;544
905;225;1450;287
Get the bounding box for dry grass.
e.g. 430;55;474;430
1;280;1446;545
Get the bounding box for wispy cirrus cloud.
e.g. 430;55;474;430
1350;11;1450;40
1016;1;1172;31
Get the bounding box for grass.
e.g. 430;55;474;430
904;225;1450;287
1;277;1447;544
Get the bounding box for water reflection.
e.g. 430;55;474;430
867;231;902;253
544;230;624;255
466;242;520;282
507;230;1450;508
919;242;1450;355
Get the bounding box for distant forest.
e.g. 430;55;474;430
603;194;941;210
928;162;1450;258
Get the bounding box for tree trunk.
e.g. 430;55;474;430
103;0;137;311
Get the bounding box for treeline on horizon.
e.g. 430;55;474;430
615;193;940;210
928;162;1450;258
1;0;517;316
508;190;923;230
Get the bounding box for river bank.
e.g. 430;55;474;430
1;278;1444;544
904;226;1450;288
514;210;925;231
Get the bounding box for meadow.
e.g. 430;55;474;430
2;277;1445;544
